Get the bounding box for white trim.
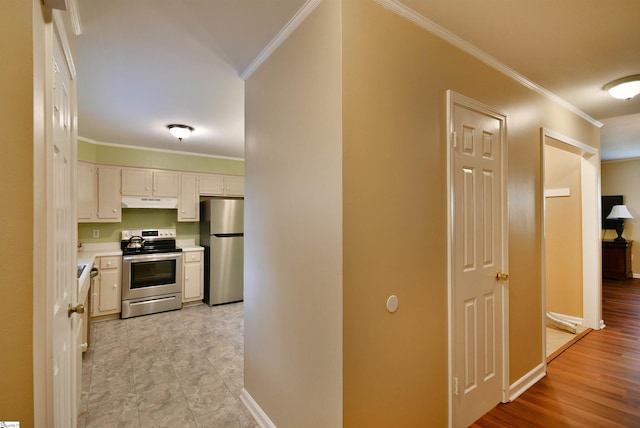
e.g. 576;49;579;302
508;363;546;401
447;91;509;426
541;128;603;336
542;128;598;155
633;273;640;279
240;389;277;428
68;0;82;36
240;0;323;80
374;0;603;128
78;136;245;161
52;10;76;80
602;157;640;164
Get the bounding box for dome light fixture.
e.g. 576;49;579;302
604;75;640;100
167;124;194;141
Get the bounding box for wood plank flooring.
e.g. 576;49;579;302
471;277;640;427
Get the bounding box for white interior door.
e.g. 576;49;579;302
51;14;77;427
448;92;508;428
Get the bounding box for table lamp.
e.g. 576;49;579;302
606;204;633;242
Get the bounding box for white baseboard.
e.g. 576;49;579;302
633;273;640;279
240;388;277;428
547;311;583;326
508;363;546;401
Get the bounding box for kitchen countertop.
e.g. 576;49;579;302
77;243;122;304
177;239;204;252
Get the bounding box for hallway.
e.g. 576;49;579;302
472;277;640;426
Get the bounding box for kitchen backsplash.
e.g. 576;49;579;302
77;208;200;244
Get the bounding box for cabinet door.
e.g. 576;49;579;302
98;268;120;313
199;174;225;196
224;176;245;196
178;173;199;222
77;162;96;221
183;260;203;301
153;171;179;197
96;166;121;221
121;168;152;196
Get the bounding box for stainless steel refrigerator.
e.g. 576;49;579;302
200;198;244;305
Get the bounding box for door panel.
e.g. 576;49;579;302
450;94;507;427
52;16;76;426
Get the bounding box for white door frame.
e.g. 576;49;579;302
447;91;510;426
540;128;602;363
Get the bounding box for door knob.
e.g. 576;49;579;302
495;272;509;281
68;303;85;317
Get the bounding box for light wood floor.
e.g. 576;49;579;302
472;277;640;427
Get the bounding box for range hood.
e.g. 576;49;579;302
121;196;178;209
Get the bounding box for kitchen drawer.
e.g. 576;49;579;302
99;256;121;270
184;251;202;263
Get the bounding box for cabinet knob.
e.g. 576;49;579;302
112;284;117;288
112;208;117;213
185;276;190;280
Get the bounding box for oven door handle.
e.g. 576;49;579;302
129;295;177;306
122;252;182;262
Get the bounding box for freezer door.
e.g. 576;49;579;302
206;235;244;305
202;198;244;235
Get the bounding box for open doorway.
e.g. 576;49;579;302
541;129;602;363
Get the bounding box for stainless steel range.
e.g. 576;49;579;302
120;229;183;319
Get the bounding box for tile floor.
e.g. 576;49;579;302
78;302;258;428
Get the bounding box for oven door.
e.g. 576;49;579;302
122;252;183;300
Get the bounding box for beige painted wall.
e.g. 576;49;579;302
243;0;343;426
341;5;599;425
602;159;640;274
226;0;599;426
0;1;45;425
544;141;583;317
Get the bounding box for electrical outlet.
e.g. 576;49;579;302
92;229;99;238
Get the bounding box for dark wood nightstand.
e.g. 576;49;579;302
602;240;633;280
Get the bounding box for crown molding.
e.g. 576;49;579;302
240;0;323;80
374;0;603;128
78;136;245;161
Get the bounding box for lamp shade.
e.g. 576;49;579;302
606;204;633;219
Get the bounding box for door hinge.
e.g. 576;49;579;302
452;131;457;148
453;376;459;396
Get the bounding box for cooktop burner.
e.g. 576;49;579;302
121;228;182;255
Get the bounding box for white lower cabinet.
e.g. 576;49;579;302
91;256;121;317
183;250;204;303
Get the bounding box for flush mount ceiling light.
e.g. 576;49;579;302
167;124;194;141
604;75;640;100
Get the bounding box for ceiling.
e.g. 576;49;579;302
75;0;640;161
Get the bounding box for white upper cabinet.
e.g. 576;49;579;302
96;166;122;221
199;173;244;196
121;168;178;197
178;173;199;222
77;162;96;221
77;162;121;223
